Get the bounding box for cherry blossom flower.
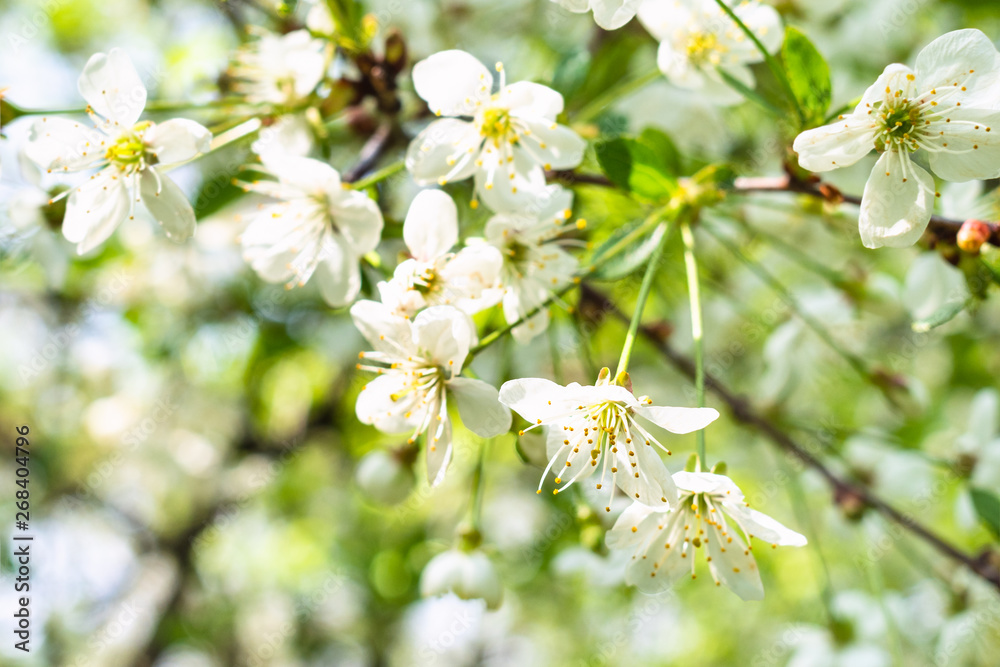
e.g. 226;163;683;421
551;0;644;30
229;29;328;106
606;471;806;600
405;50;586;212
482;186;580;342
239;154;383;307
637;0;783;104
377;189;503;318
793;29;1000;248
24;49;211;254
352;301;512;486
499;369;719;510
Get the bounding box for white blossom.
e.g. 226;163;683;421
24;49;212;254
482;186;580;343
406;50;586;212
420;549;503;610
499;369;719;510
352;302;512;485
229;29;328;106
378;189;504;318
239;154;383;307
551;0;644;30
637;0;783;104
606;471;806;600
793;29;1000;248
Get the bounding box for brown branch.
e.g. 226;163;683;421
733;174;1000;246
342;120;396;183
580;284;1000;592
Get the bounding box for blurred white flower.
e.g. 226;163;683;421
240;154;383;307
355;448;416;504
420;548;503;610
378;189;504;317
793;29;1000;248
953;389;1000;528
352;302;512;485
901;252;968;322
229;29;328;105
551;0;644;30
606;472;806;600
482;186;579;343
499;369;718;509
406;50;586;212
25;48;211;254
637;0;782;104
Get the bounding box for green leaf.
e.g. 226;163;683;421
911;298;969;333
782;26;832;126
638;127;684;177
590;220;667;281
596;137;677;202
970;487;1000;540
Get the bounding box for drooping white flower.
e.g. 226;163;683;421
793;29;1000;248
420;548;503;610
606;471;807;600
24;49;212;254
239;154;383;307
406;50;586;212
229;29;328;105
551;0;644;30
637;0;783;104
499;369;719;510
377;189;504;318
483;186;580;343
352;301;512;485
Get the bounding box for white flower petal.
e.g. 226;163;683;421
412;306;475;370
612;442;678;507
730;0;783;58
635;405;719;434
425;407;453;487
518;119;586;170
605;501;658;550
859;151;935;248
793;115;877;172
406;118;482;185
705;527;764;600
331;189;384;255
729;506;808;547
262;154;341;192
356;373;421;434
403;189;458;261
314;238;362;307
474;149;550;213
25;117;107;173
413;50;493;117
350;299;416;354
499;377;574;423
448;376;512;437
143;119;211;166
63;170;131;253
915;29;1000;109
589;0;644;30
926;109;1000;182
77;48;147;127
504;81;564;120
139;169;196;242
672;471;742;497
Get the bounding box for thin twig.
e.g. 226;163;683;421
342;121;396;183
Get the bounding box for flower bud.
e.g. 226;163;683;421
419;549;503;610
355;449;414;505
956;219;992;254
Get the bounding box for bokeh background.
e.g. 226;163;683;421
1;0;1000;665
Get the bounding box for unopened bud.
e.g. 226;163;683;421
420;549;503;610
957;219;991;254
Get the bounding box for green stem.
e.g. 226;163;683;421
615;217;676;376
575;69;660;124
716;67;783;116
680;219;706;465
350;159;405;189
468;439;489;531
711;0;805;125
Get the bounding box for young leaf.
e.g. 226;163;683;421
596;137;677;202
970;487;1000;540
911;298;969;333
782;26;832;126
638;127;684;177
590;220;668;281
